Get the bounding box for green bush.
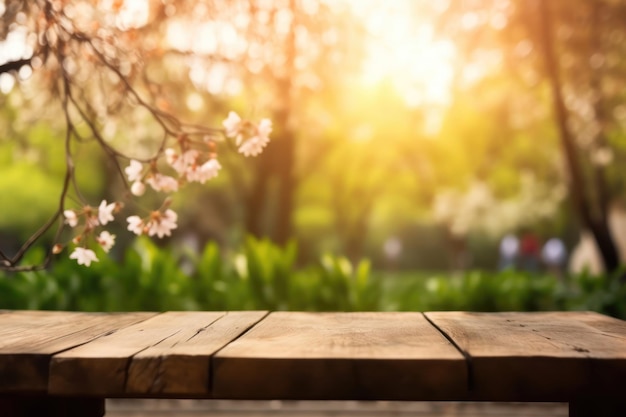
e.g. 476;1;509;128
0;236;382;312
1;236;625;319
386;270;561;312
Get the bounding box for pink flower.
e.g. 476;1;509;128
69;247;99;266
98;200;116;225
125;160;144;182
96;231;116;253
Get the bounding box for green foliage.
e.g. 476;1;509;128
0;237;624;319
0;163;60;235
0;123;106;240
383;270;561;312
0;237;382;312
559;268;626;319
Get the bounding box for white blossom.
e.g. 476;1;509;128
86;213;100;229
180;150;200;175
125;160;144;182
54;111;271;267
98;200;116;225
239;135;270;157
146;173;179;193
64;210;78;227
238;119;272;157
258;118;272;137
69;247;99;266
187;159;221;183
166;148;198;175
148;209;178;238
165;148;178;166
222;111;242;138
131;180;145;196
200;158;221;180
96;231;116;252
127;215;144;235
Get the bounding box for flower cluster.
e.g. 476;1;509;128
223;111;272;157
59;112;271;266
59;200;121;266
123;111;271;200
127;208;178;238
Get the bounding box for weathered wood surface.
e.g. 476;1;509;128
126;311;266;396
0;310;155;393
212;312;467;400
0;310;624;407
424;311;626;402
50;311;266;397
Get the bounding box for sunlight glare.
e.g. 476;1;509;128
99;0;149;30
348;0;456;107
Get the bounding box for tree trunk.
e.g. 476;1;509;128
271;0;297;245
271;72;295;245
243;1;297;243
537;0;621;274
244;154;272;238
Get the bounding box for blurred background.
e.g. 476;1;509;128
0;0;625;316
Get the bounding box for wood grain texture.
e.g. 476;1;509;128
49;311;266;397
3;309;625;407
126;311;267;396
212;312;467;401
0;311;154;394
425;311;626;402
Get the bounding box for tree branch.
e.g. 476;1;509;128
0;58;31;75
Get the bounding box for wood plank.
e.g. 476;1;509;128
49;312;221;396
425;311;626;402
126;311;267;396
49;311;266;397
212;312;467;401
0;311;155;394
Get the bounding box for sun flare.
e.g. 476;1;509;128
348;1;456;107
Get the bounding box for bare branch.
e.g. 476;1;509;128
0;58;32;75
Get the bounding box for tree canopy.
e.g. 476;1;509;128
1;0;624;273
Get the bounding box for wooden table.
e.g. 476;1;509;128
0;310;624;417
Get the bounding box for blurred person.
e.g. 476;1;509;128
542;237;567;279
499;233;519;270
383;237;403;270
519;231;541;273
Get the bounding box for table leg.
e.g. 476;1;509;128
0;396;105;417
570;399;624;417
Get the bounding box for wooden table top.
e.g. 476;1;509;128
0;310;625;402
